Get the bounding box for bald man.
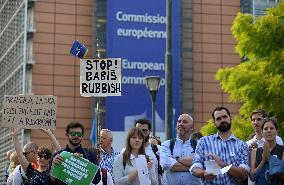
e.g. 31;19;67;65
99;129;119;177
160;113;201;185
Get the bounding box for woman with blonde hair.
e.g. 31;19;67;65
6;151;20;185
113;127;155;185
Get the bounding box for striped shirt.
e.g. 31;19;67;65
99;147;120;176
190;133;249;185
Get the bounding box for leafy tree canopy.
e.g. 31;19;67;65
201;1;284;139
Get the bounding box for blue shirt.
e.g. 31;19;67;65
190;133;249;185
99;147;120;175
160;137;201;185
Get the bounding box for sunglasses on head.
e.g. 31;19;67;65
69;131;83;137
38;154;50;160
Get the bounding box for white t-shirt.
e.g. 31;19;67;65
246;135;283;148
7;165;27;185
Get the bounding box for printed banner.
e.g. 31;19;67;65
51;151;99;185
80;58;122;97
1;95;56;129
105;0;181;132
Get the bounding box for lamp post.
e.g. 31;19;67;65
145;76;161;136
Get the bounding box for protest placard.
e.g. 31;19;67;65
1;95;56;129
80;58;121;97
51;151;99;185
135;155;151;185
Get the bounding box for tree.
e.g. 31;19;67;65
200;1;284;138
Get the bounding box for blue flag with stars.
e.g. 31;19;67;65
70;40;88;59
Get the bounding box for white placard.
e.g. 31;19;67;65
1;95;57;129
135;155;151;185
204;160;232;175
80;58;121;97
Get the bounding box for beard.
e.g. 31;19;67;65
217;122;231;132
69;138;82;146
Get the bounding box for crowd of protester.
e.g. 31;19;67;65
4;106;284;185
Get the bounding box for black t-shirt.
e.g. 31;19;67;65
255;144;284;185
26;164;52;185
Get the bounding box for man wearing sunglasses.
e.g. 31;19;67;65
52;121;101;185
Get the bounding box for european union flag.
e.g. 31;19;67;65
70;40;88;59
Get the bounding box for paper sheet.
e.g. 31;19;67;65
204;160;232;175
135;155;151;185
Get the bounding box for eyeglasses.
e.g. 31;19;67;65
69;131;83;137
142;129;149;132
23;151;34;156
38;154;50;160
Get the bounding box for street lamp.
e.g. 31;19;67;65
145;76;161;136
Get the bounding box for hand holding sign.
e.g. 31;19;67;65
51;151;99;185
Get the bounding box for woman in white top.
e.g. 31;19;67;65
113;127;154;185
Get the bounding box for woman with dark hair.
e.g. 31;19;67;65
11;128;54;185
250;118;284;185
113;127;155;185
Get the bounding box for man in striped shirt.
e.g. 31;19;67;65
190;106;249;185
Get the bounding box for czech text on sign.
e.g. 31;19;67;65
80;58;121;97
1;95;56;129
51;151;99;185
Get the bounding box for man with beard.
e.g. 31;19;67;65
190;106;249;185
135;118;160;185
52;122;101;185
160;113;201;185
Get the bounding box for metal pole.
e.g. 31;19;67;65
152;94;156;136
165;0;173;140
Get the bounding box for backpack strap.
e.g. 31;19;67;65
101;168;107;185
190;139;197;153
151;144;164;175
19;166;29;184
169;138;176;156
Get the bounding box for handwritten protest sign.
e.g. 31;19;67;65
135;155;151;185
51;151;99;185
1;95;56;129
80;58;121;97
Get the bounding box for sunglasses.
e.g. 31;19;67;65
142;129;149;132
69;131;83;137
23;151;34;156
38;154;50;160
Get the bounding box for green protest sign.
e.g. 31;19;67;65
51;151;99;185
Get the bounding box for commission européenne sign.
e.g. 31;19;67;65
51;151;99;185
1;95;57;129
80;58;121;97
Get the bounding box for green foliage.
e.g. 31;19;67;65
200;117;254;141
214;0;284;138
200;119;217;136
